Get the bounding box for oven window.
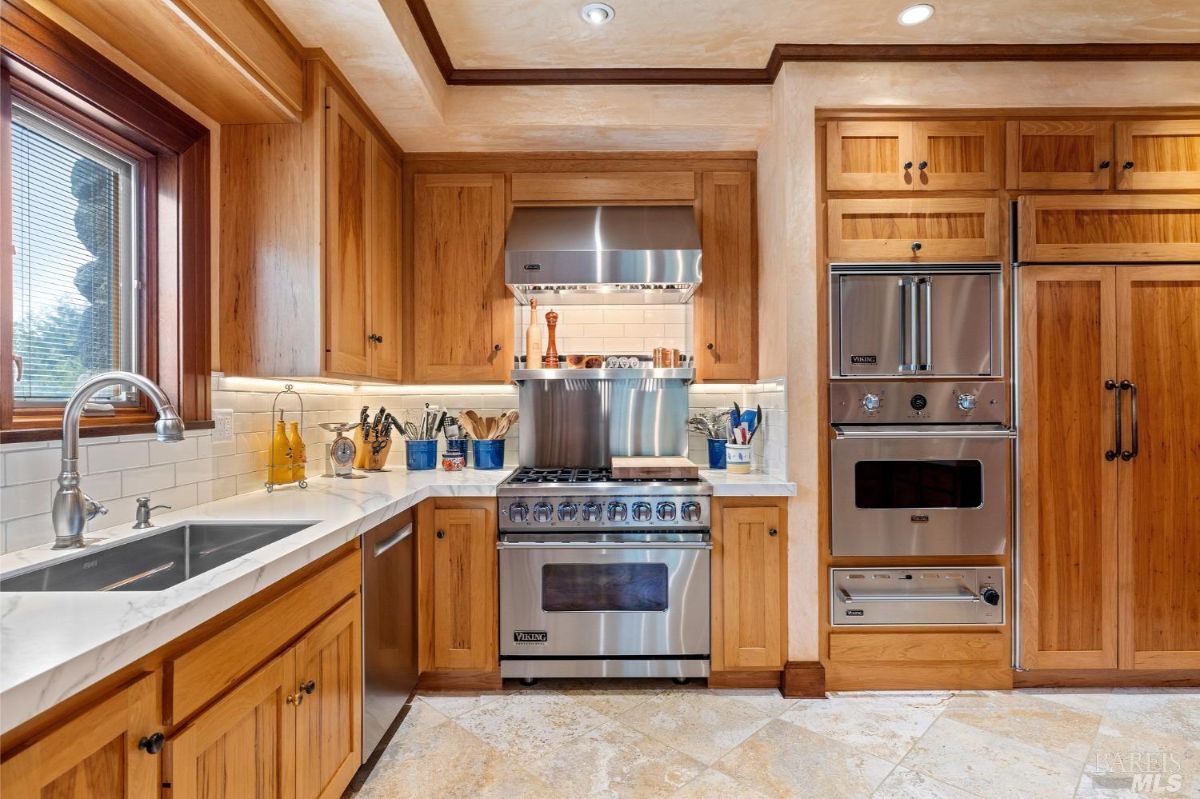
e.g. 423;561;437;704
854;460;983;509
542;563;669;612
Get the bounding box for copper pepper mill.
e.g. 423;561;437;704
542;309;560;368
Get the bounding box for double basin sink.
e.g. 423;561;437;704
0;521;314;592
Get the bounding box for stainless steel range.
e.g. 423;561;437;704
497;467;712;680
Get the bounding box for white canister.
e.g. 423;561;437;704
726;443;752;474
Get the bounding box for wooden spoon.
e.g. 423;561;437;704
463;410;485;439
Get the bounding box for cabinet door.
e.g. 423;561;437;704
826;121;914;191
422;504;498;671
368;140;401;381
913;121;1002;191
294;597;362;799
324;85;372;377
1018;195;1200;263
1116;266;1200;670
167;651;296;799
695;171;756;382
411;173;509;383
1009;120;1113;190
713;502;785;671
828;198;1000;261
1;673;160;799
1017;266;1119;670
1116;120;1200;190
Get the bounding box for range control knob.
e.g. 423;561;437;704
980;586;1001;606
681;501;702;522
607;501;628;522
656;502;677;521
861;393;882;413
632;502;652;522
532;502;553;523
582;501;603;522
557;502;578;521
910;393;928;411
957;393;977;412
508;502;529;523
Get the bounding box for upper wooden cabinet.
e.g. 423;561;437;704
410;173;510;383
510;171;695;203
828;197;1001;261
1007;120;1114;190
712;499;786;672
1115;120;1200;190
1018;195;1200;263
696;172;756;382
827;121;1001;191
1;673;161;799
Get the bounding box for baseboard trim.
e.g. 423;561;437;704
782;661;826;697
708;670;783;689
1014;669;1200;688
417;669;503;692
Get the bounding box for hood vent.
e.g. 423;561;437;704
505;205;702;305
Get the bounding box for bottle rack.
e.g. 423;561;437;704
265;383;308;493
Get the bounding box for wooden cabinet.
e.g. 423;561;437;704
1;673;161;799
410;174;510;383
1018;265;1200;671
510;171;695;202
696;171;756;382
711;499;786;673
417;499;499;674
368;142;403;381
1018;195;1200;263
827;121;1001;191
1115;120;1200;190
828;197;1001;261
1007;120;1114;190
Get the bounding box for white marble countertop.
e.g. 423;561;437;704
0;466;790;733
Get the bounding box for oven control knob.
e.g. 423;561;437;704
861;393;882;413
532;502;553;523
980;586;1001;606
557;502;578;521
681;501;702;522
957;393;977;412
632;502;652;522
656;502;677;521
607;501;628;522
508;502;529;523
582;501;603;522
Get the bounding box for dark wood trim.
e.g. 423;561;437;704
417;670;503;692
708;671;783;690
782;661;826;698
1014;669;1200;688
400;4;1200;86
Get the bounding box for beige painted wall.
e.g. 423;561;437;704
759;60;1200;663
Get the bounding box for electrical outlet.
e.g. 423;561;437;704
212;408;234;443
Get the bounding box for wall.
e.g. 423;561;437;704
514;303;690;362
758;59;1200;663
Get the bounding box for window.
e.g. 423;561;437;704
11;103;139;405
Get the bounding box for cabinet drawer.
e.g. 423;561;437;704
165;551;360;724
1018;194;1200;262
829;632;1006;663
828;198;1001;261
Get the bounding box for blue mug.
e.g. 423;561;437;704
405;439;437;471
707;438;727;469
472;439;505;470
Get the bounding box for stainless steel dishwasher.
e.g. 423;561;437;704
362;511;417;759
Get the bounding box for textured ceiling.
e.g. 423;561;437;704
427;0;1200;69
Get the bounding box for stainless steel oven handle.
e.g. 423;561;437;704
919;277;933;372
898;278;917;372
838;587;980;603
498;541;713;550
832;425;1016;439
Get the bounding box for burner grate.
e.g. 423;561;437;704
507;467;697;485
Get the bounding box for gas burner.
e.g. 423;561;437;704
506;467;699;486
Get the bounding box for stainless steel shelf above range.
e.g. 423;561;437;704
511;368;695;382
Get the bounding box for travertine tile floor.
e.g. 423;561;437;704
351;681;1199;799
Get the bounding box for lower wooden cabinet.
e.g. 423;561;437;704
711;498;787;673
1;673;162;799
417;499;499;676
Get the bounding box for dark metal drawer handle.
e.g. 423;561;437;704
1120;380;1138;460
138;733;165;755
1104;379;1122;461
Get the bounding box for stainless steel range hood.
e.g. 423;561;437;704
505;205;702;305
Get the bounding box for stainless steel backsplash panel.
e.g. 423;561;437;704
517;377;688;467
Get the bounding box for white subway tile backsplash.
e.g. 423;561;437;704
88;441;149;473
1;482;54;521
197;476;237;504
121;464;176;497
175;458;217;485
2;447;65;485
148;437;198;465
4;514;53;553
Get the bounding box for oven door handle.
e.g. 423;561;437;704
838;587;980;603
832;425;1016;440
498;541;713;550
898;277;918;373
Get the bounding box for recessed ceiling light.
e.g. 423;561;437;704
581;3;614;25
897;3;935;25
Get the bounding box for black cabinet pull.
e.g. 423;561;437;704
493;343;502;352
706;342;715;350
1099;160;1111;169
1120;380;1139;460
302;680;316;695
917;160;928;170
436;529;445;539
768;528;778;537
1104;379;1122;461
1122;161;1134;170
902;161;913;170
911;241;923;253
138;733;165;755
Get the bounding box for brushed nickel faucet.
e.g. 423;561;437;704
52;371;185;549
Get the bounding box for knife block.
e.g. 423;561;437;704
363;434;393;471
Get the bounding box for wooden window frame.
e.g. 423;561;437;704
1;0;211;442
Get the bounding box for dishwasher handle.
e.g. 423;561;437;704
372;522;413;558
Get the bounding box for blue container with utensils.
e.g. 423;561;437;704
706;438;727;469
405;439;437;470
473;439;505;470
445;438;468;459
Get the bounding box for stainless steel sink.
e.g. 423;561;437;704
0;521;314;592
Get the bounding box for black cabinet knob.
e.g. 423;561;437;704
1123;161;1134;170
1099;160;1111;169
706;342;715;350
911;241;923;253
138;733;165;755
980;586;1001;606
302;680;316;695
917;160;928;170
768;528;778;537
902;161;913;170
436;529;445;539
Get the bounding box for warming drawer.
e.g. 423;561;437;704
831;567;1004;626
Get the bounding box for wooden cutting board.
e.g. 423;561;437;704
611;456;699;480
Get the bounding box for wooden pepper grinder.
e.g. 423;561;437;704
542;309;560;368
525;299;542;367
